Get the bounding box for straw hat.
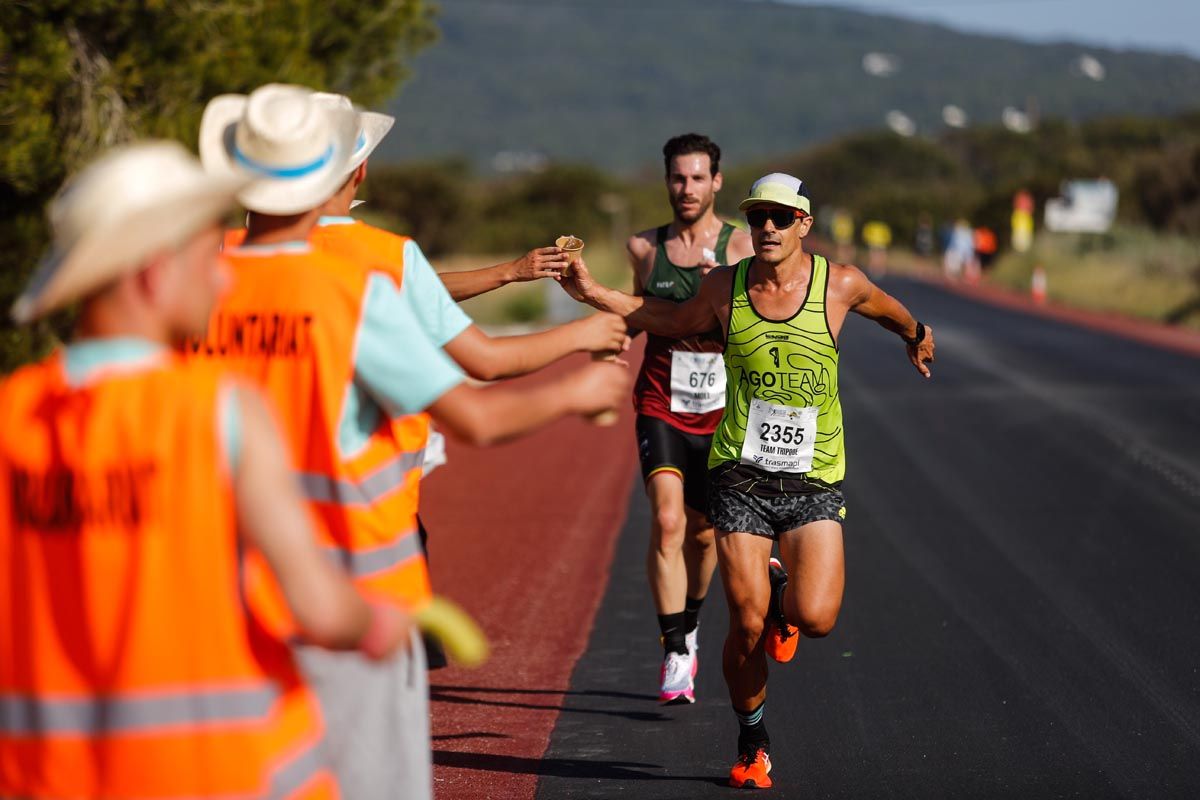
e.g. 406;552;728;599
311;93;393;212
199;83;360;215
311;92;394;175
11;141;248;324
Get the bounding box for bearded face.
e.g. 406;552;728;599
666;153;721;224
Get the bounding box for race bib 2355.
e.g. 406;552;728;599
740;398;817;473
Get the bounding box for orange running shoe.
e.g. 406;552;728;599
729;745;773;789
765;557;799;663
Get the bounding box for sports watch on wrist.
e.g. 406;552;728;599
903;321;926;346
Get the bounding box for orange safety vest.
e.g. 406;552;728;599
310;220;409;288
185;242;431;628
222;226;432;591
0;350;333;799
224;223;410;290
308;221;439;511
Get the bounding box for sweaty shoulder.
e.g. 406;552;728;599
627;229;658;263
825;259;872;307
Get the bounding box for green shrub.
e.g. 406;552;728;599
364;160;471;257
0;1;437;373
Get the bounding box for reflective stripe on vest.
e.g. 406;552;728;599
268;737;327;800
297;449;425;507
323;528;422;577
0;684;278;735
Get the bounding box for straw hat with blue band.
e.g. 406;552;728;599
11;141;249;324
310;92;394;175
309;92;395;212
737;172;811;215
198;83;360;215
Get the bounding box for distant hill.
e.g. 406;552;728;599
378;0;1200;172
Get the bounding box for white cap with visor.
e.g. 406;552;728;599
738;173;811;215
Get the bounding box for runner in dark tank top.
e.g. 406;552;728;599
625;134;754;704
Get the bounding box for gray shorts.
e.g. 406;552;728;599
709;463;846;539
295;630;430;800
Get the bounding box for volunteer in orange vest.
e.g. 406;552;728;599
0;142;411;799
194;84;629;800
302;92;631;667
222;93;625;379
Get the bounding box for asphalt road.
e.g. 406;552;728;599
535;277;1200;799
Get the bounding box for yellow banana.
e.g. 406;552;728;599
414;596;489;667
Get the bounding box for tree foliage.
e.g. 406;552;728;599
364;160;470;257
1133;141;1200;236
472;165;617;254
364;161;619;256
0;1;437;372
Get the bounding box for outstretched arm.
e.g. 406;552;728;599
624;234;653;340
843;265;936;378
438;247;568;301
352;271;632;445
427;360;629;446
443;313;629;381
562;256;723;339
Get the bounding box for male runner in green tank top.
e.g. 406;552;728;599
562;173;936;790
629;134;753;704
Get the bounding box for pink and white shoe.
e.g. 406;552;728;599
658;650;695;704
685;624;700;677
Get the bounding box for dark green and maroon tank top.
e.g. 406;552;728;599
632;222;736;435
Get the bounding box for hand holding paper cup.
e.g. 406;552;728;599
555;235;585;274
554;238;617;426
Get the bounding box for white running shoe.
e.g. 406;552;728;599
658;650;695;704
685;624;700;677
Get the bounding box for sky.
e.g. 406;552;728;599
788;0;1200;57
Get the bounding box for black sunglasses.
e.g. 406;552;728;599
745;208;807;230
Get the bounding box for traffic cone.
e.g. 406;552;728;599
1031;265;1047;305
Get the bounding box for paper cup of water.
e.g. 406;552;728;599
556;235;584;273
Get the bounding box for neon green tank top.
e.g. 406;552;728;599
708;254;845;484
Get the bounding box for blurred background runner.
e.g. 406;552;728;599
627;133;753;705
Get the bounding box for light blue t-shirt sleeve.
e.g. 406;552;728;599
400;239;473;347
218;383;243;476
356;272;465;417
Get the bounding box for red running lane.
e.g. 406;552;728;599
419;346;643;800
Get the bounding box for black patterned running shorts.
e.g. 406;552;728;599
708;461;846;539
